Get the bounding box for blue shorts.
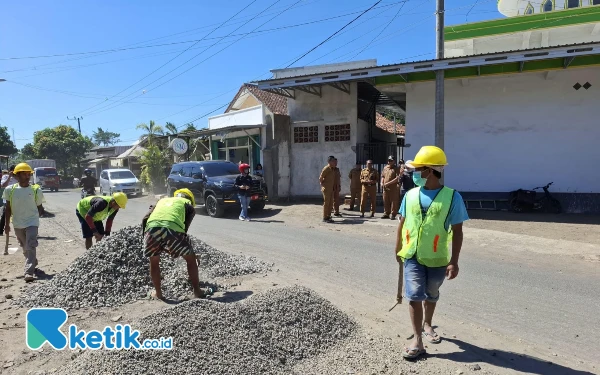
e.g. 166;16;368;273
76;210;105;239
403;257;447;303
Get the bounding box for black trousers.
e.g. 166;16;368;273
0;206;5;236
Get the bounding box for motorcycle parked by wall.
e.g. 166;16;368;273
508;182;562;214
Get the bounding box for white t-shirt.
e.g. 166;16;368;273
1;175;18;187
2;184;45;228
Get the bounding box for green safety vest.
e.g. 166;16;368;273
397;186;454;267
145;197;191;233
7;184;41;207
77;196;116;222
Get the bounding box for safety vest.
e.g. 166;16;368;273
77;196;116;222
8;184;41;207
397;186;454;267
145;197;191;233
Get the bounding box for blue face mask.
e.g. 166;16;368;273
412;171;428;187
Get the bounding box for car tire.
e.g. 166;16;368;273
250;201;266;211
205;194;224;218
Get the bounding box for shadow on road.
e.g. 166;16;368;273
34;269;54;281
436;338;595;375
209;208;283;221
210;290;253;303
37;236;57;241
467;210;600;225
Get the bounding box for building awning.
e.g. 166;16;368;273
175;124;266;138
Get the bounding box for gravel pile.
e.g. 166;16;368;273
62;286;357;375
14;225;272;309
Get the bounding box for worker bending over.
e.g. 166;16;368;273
142;188;207;300
76;192;127;250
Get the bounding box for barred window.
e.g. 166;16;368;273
325;124;351;142
293;126;318;143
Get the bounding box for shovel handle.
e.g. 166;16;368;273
4;233;9;255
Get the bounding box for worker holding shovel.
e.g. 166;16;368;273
394;146;469;360
76;192;128;250
141;188;209;301
2;163;45;282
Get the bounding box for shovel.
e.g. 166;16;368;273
3;232;8;255
388;262;404;312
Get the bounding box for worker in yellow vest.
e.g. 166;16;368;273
142;188;208;301
394;146;469;360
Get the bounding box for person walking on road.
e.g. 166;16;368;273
0;165;18;235
142;188;209;301
76;192;128;250
234;163;254;222
332;158;342;217
2;163;45;282
360;160;378;218
394;146;469;360
348;162;362;211
319;156;336;223
381;155;402;220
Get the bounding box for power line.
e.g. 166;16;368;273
349;0;408;60
284;0;383;68
76;0;260;117
83;0;301;118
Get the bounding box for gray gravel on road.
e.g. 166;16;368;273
14;225;272;309
62;286;357;375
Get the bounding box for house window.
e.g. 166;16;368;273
525;3;534;14
324;124;351;142
293;126;318;143
541;0;553;12
566;0;580;8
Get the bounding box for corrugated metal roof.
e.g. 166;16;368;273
254;41;600;87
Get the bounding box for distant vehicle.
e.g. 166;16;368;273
26;159;59;192
166;160;266;218
81;187;96;199
98;168;141;197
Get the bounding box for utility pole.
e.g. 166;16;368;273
67;116;83;134
435;0;445;182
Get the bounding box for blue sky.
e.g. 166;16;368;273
0;0;502;149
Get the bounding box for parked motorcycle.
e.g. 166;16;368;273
81;187;96;199
509;182;562;214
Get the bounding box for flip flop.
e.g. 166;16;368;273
402;347;426;360
423;331;442;344
148;290;165;301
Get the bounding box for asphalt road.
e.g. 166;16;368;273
47;190;600;372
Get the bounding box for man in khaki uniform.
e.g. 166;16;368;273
348;162;362;211
319;156;336;223
360;160;379;218
381;155;402;220
332;158;342;217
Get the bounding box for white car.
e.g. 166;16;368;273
99;169;142;197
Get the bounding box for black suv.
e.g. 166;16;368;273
166;160;266;218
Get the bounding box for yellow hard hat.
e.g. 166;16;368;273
112;192;128;209
406;146;448;168
174;188;195;206
14;163;34;174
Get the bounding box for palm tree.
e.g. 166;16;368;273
136;120;164;146
182;123;197;133
165;122;178;135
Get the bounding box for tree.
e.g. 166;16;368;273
165;122;178;135
0;126;18;156
31;125;94;175
138;144;168;194
136;120;163;146
92;127;121;146
19;143;36;161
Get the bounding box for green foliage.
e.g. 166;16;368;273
380;110;405;125
0;126;17;156
25;125;93;174
136;120;163;146
92;127;121;146
165;122;178;135
138;144;167;193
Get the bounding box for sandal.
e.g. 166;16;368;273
402;347;426;360
148;290;165;301
423;331;442;344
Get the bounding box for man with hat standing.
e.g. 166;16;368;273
394;146;469;360
3;163;45;282
347;162;362;211
381;155;402;220
332;157;342;217
359;160;379;218
319;156;336;223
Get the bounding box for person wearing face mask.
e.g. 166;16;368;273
235;163;254;222
394;146;469;360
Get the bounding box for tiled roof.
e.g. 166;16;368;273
375;112;405;135
226;83;288;115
